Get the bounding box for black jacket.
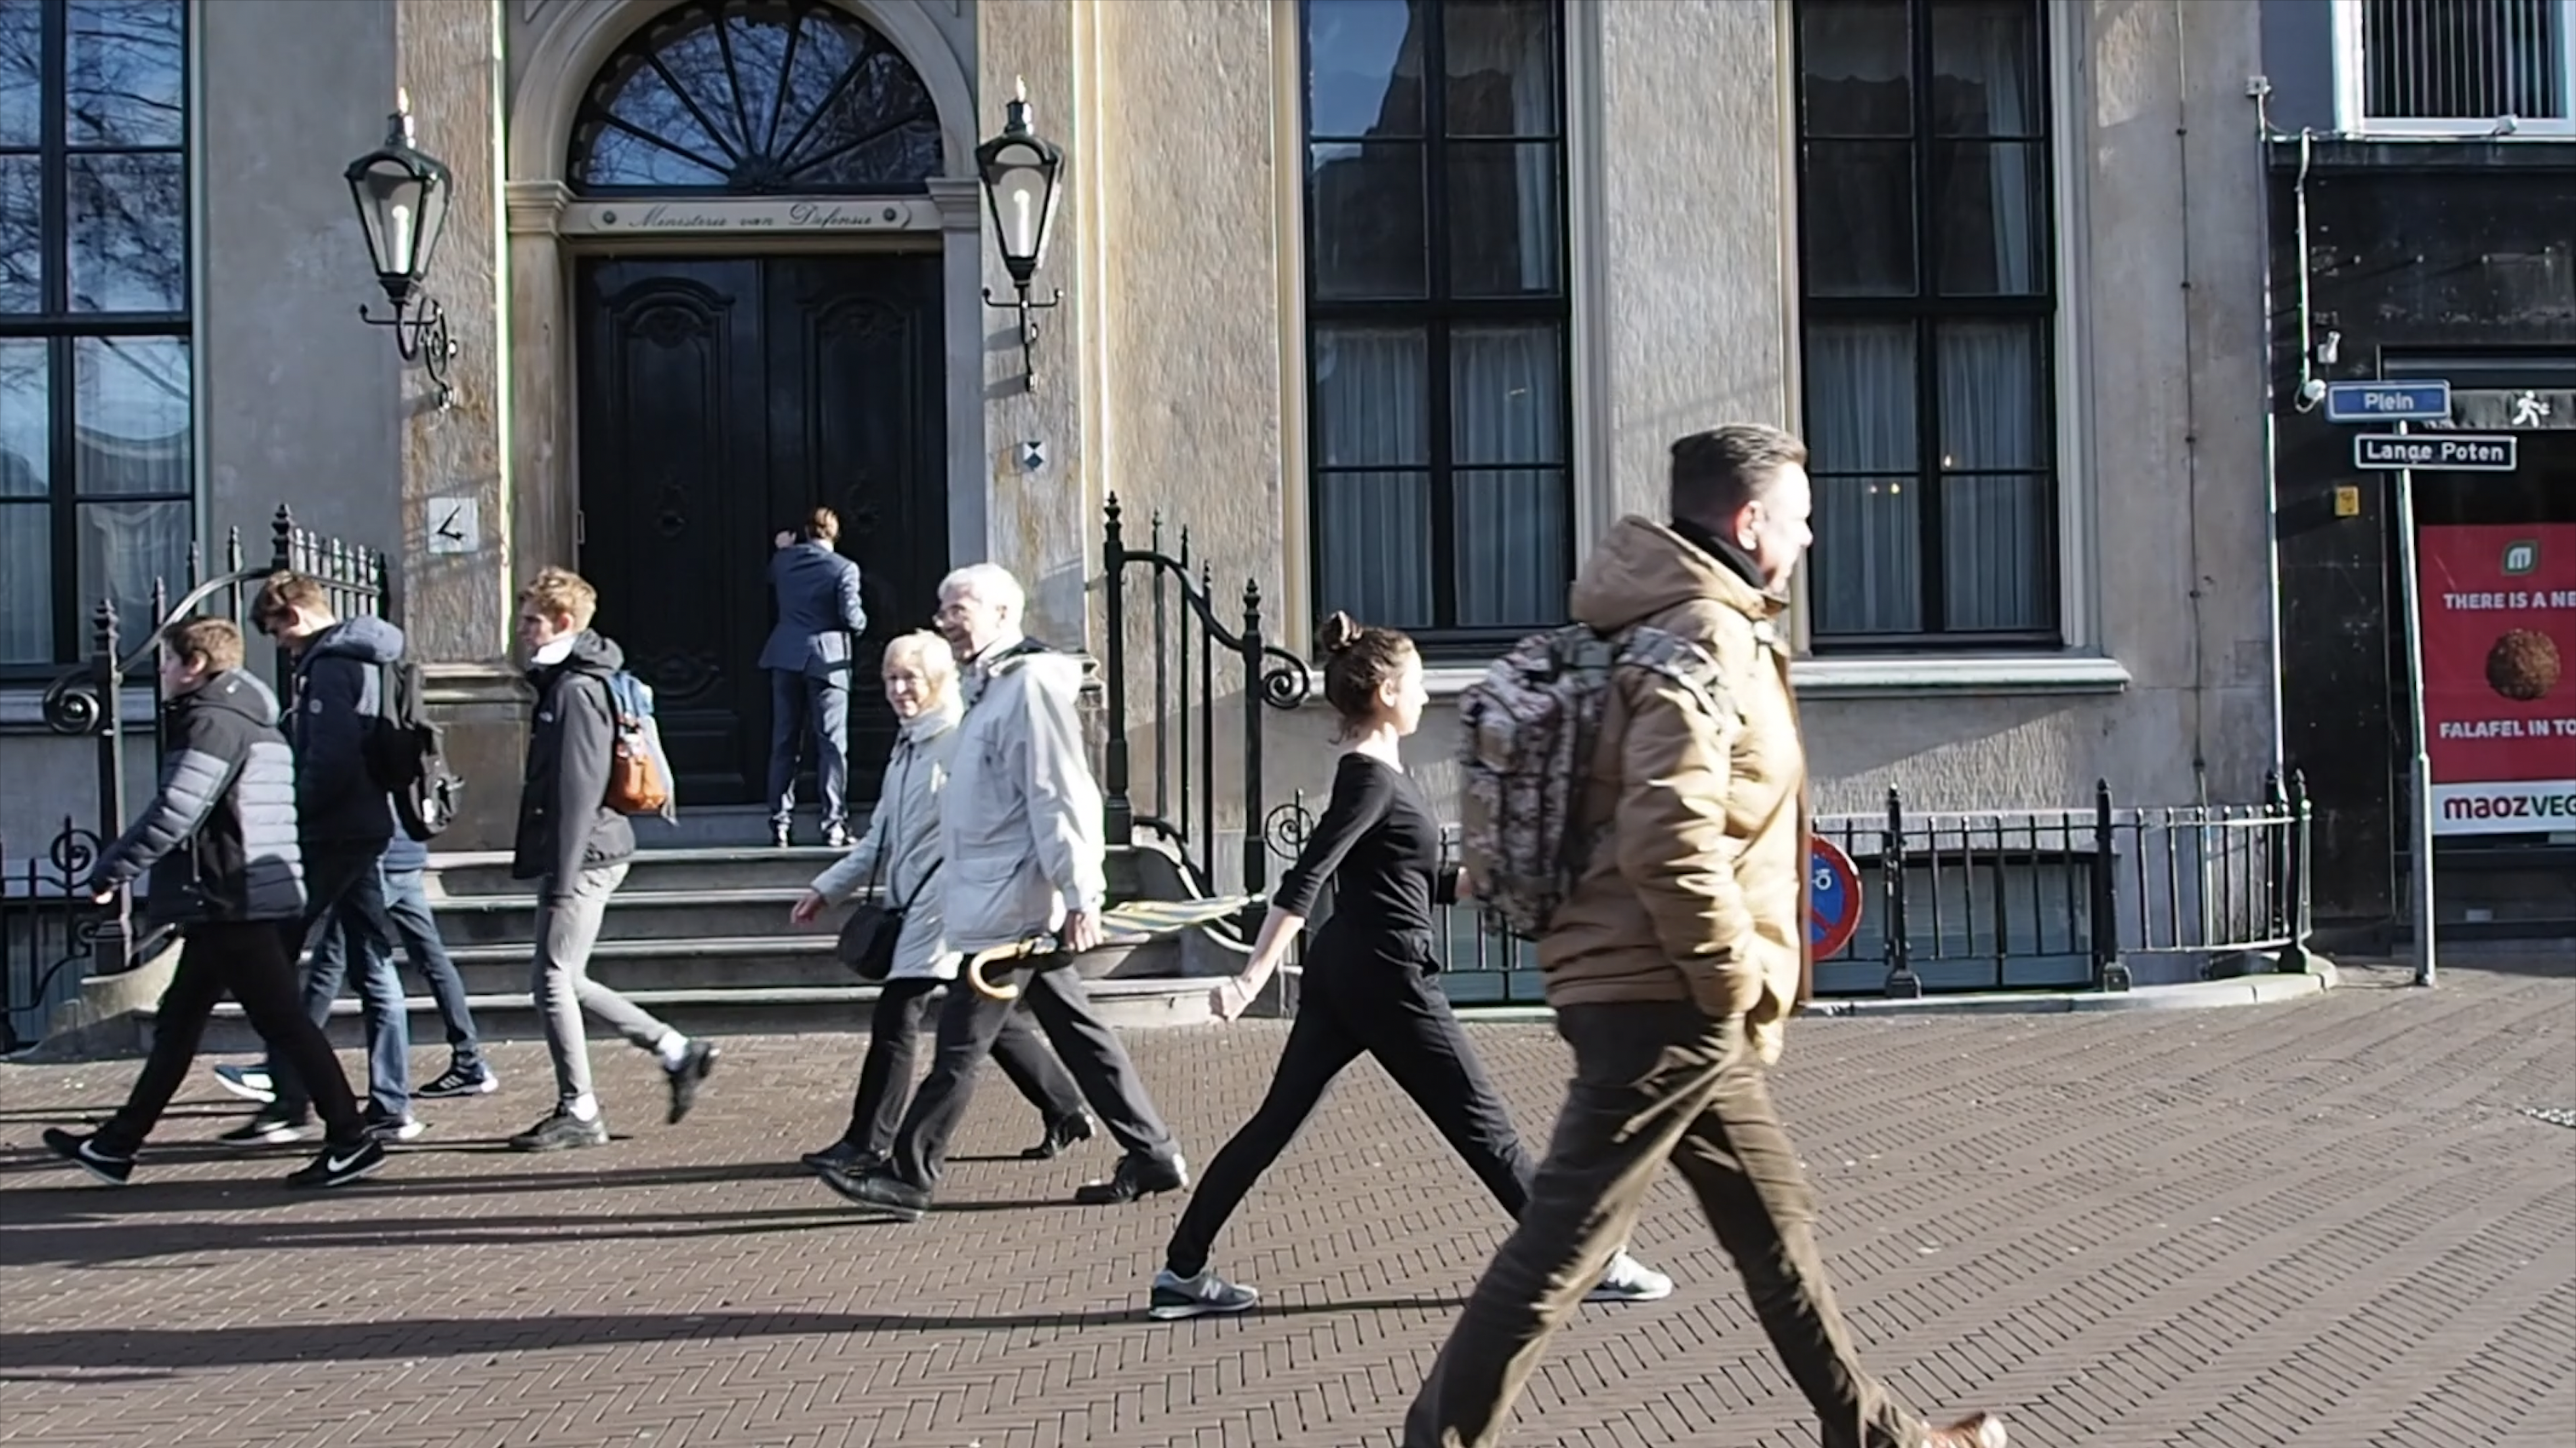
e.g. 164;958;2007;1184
88;670;307;926
287;614;404;846
512;629;637;889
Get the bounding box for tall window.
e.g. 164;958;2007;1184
1794;0;2059;647
0;0;193;671
1301;0;1571;652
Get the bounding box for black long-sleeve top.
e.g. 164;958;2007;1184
1271;752;1460;944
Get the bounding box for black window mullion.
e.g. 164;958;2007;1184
1907;3;1946;635
1423;9;1457;632
41;0;74;664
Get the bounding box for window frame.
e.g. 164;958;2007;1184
1296;0;1578;658
2332;0;2576;138
0;0;197;677
1790;0;2064;652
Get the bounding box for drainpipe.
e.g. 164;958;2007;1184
2175;0;2211;806
2247;79;2305;784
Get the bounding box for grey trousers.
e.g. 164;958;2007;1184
532;863;670;1104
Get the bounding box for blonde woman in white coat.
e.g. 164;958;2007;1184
790;631;1093;1175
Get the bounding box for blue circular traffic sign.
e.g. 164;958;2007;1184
1808;837;1862;959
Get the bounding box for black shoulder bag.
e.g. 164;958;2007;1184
837;858;943;982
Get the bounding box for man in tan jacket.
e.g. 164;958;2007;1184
1402;426;2004;1448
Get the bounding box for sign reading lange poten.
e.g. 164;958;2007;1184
2419;524;2576;835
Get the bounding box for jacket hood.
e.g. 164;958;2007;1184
303;615;405;666
179;669;282;727
901;696;963;742
984;645;1085;696
1568;515;1782;633
533;629;625;678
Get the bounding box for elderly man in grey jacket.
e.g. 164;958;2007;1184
822;564;1185;1221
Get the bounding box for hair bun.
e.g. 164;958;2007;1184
1316;611;1360;654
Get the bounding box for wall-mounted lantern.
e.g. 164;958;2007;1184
976;78;1065;388
346;89;460;410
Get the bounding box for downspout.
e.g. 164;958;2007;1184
2174;0;2211;806
2251;79;2309;786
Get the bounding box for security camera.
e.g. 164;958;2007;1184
2294;378;2327;412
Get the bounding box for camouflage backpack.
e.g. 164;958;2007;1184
1455;623;1731;939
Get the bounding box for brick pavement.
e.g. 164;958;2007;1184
2;956;2571;1447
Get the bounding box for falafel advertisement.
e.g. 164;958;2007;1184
2420;524;2576;836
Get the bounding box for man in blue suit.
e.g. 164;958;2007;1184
762;508;868;848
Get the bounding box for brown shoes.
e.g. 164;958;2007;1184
1923;1414;2008;1448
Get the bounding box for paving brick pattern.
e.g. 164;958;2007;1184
3;956;2571;1447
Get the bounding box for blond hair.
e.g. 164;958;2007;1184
520;566;598;630
250;572;328;631
164;617;246;674
881;629;957;709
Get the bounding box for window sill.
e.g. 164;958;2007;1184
1367;653;2134;703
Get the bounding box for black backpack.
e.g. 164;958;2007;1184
365;658;464;842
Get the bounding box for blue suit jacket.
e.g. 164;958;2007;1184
761;540;868;678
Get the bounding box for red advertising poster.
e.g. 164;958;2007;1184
2418;524;2576;836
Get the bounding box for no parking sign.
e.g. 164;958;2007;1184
1808;836;1862;959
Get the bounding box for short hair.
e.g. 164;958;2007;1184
1669;425;1809;526
250;572;327;631
164;616;245;674
881;629;959;706
938;562;1025;618
520;566;599;630
803;507;840;543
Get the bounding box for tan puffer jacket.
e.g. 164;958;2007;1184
1537;514;1813;1063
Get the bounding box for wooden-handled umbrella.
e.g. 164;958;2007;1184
965;894;1265;1001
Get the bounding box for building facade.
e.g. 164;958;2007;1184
2260;0;2576;940
0;0;2275;887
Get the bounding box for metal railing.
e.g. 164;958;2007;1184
1097;493;1309;908
34;506;387;979
0;819;141;1054
2344;0;2575;132
1265;773;2313;1007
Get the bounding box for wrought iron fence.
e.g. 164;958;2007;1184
1263;773;2313;1007
1097;493;1308;908
32;506;386;980
0;819;147;1054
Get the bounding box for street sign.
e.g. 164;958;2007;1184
1808;837;1863;960
2355;433;2518;472
2326;379;2452;423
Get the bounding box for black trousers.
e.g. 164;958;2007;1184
889;958;1177;1191
1164;933;1534;1278
96;920;367;1156
842;978;1086;1154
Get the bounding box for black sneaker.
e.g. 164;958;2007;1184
801;1139;879;1175
285;1137;387;1189
43;1128;134;1187
417;1062;498;1099
1021;1112;1096;1160
819;1167;930;1222
822;822;853;849
508;1108;611;1152
1075;1151;1188;1204
664;1041;719;1124
772;823;793;849
218;1108;312;1147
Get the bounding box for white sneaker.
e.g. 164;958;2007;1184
212;1064;276;1104
1585;1250;1675;1303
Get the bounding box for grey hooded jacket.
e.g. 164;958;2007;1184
88;669;307;926
938;639;1106;953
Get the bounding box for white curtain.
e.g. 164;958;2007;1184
0;338;48;664
1808;324;1921;635
1315;325;1434;629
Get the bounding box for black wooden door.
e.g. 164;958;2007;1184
575;253;947;807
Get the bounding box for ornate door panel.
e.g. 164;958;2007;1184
575;254;947;807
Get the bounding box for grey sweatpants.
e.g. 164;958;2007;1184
532;864;670;1104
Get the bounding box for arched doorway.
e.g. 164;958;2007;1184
561;0;955;809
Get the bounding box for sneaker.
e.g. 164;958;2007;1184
821;822;853;849
664;1040;719;1124
217;1108;312;1147
363;1107;425;1143
508;1108;611;1152
1021;1112;1096;1161
43;1128;134;1187
1584;1250;1675;1304
285;1137;387;1189
417;1062;498;1099
800;1140;879;1175
211;1064;276;1105
772;823;793;849
1073;1151;1187;1205
1148;1267;1259;1321
819;1166;930;1222
1924;1414;2009;1448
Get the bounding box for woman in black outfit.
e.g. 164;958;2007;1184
1147;613;1673;1320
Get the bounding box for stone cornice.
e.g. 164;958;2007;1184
504;180;572;237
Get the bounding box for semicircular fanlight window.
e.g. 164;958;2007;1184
568;0;942;194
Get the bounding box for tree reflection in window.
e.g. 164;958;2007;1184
569;0;943;194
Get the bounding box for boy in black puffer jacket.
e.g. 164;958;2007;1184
43;618;388;1190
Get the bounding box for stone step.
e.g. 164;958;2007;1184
432;933;1187;996
155;971;1228;1055
426;888;851;948
425;846;845;898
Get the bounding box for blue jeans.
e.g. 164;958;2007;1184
312;865;481;1071
267;846;411;1119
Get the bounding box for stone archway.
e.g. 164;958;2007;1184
503;0;987;602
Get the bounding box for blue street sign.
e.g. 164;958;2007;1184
2325;379;2451;424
